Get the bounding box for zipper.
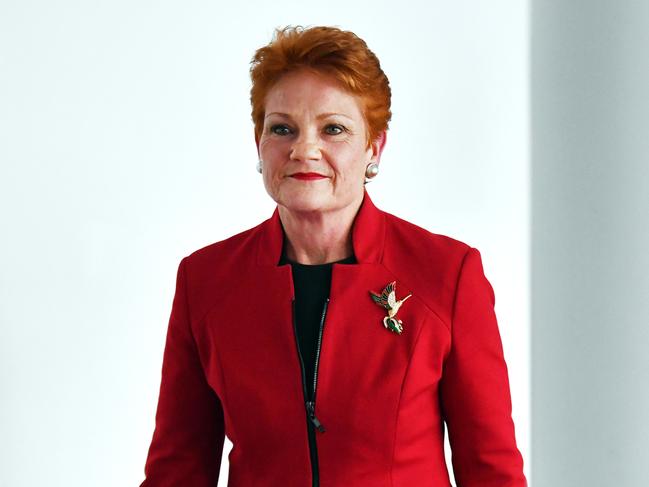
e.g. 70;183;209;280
311;297;329;431
291;296;330;487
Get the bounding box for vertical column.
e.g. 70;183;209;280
532;1;649;485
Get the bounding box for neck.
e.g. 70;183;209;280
278;193;363;265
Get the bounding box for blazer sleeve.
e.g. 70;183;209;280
439;247;527;487
140;257;226;486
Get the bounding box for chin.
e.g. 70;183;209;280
277;187;334;213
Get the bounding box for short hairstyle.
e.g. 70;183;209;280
249;25;392;148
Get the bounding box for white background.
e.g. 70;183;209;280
0;1;530;485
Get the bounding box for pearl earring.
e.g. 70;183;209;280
256;159;263;174
365;162;379;180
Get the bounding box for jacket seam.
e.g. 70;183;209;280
380;260;451;336
180;257;204;369
450;247;474;328
182;257;228;404
194;310;231;405
389;314;427;487
379;210;387;263
179;257;199;354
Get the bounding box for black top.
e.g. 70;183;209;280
279;245;356;400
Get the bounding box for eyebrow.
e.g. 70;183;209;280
264;112;354;121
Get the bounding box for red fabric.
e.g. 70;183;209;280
140;188;527;486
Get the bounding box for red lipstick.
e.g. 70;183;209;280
290;172;327;180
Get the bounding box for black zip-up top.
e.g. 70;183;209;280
278;247;357;487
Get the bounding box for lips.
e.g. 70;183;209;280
290;172;327;180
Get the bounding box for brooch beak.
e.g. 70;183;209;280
369;281;412;335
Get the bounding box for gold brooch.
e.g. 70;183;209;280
369;281;412;335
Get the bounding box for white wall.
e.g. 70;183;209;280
531;1;649;485
0;1;530;485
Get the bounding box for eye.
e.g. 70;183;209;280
324;124;345;135
270;124;292;136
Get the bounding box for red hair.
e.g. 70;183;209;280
250;25;392;148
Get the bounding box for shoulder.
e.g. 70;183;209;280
381;210;477;330
382;209;471;265
187;222;261;265
176;218;265;295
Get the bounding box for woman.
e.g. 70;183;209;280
140;25;527;487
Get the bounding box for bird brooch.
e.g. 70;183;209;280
369;281;412;335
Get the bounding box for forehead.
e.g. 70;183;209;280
264;69;364;119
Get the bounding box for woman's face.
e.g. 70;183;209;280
256;69;385;215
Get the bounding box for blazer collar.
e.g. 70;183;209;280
255;187;386;266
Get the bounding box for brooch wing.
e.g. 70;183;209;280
369;280;396;310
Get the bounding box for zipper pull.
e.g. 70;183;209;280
306;401;326;432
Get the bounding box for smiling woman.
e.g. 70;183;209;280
139;25;528;487
257;69;387;262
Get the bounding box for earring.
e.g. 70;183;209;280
256;159;263;174
365;162;379;180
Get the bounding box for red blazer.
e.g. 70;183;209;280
140;188;527;487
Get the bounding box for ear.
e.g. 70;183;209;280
368;130;387;164
254;131;260;157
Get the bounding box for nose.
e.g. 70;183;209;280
290;131;321;162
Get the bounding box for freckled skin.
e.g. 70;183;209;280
255;69;386;217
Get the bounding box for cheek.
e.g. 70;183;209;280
329;144;369;174
259;142;286;183
260;138;289;161
258;137;272;155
